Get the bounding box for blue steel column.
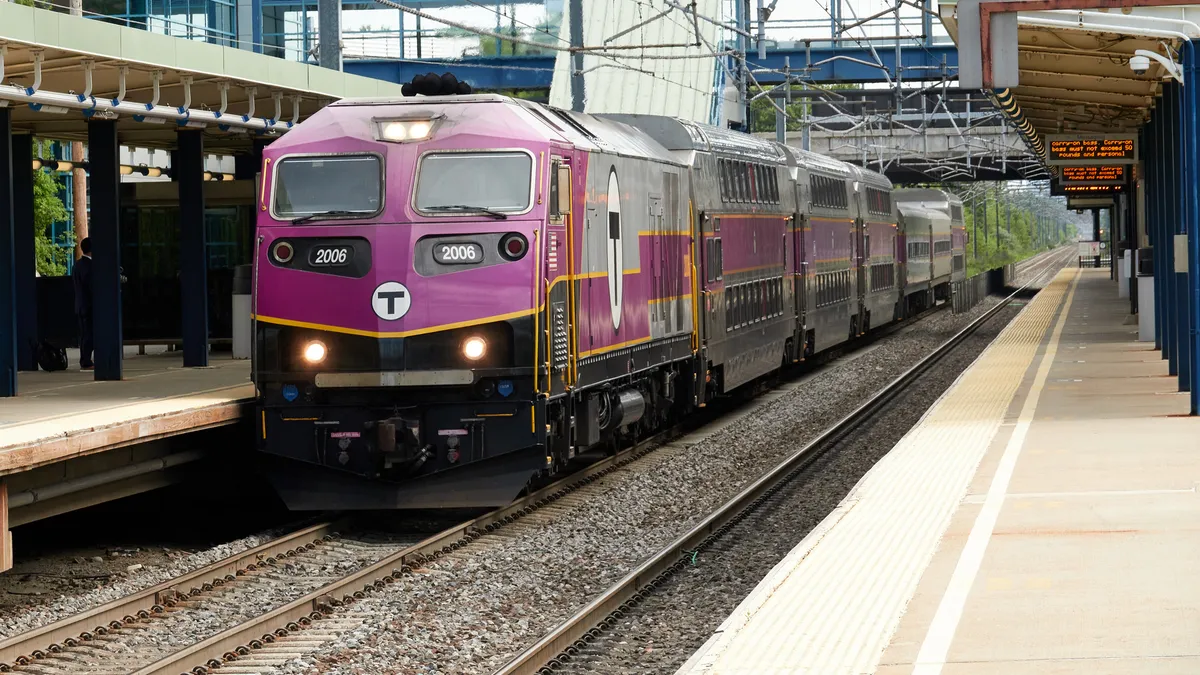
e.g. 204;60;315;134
12;134;36;372
252;0;263;53
178;131;208;368
1173;81;1191;390
1161;84;1171;372
1187;41;1200;412
1154;114;1166;355
1177;70;1193;393
1145;122;1162;351
88;120;123;381
0;109;16;396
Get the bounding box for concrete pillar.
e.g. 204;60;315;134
0;109;15;397
12;134;36;372
178;131;208;368
317;0;341;71
569;0;584;112
88;120;123;381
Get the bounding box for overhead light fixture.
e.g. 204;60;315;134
120;165;134;175
31;159;42;170
182;120;206;129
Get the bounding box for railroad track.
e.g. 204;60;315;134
492;258;1070;675
0;256;1064;675
1013;246;1076;284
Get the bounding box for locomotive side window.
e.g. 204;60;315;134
274;154;382;220
416;151;533;214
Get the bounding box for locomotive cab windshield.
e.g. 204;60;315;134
414;151;534;216
273;154;383;221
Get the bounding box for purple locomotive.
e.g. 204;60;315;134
252;86;966;511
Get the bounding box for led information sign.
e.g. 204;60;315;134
1060;165;1126;185
1046;134;1137;165
1050;180;1125;197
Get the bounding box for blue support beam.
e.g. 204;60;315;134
88;120;123;382
1186;40;1200;413
1175;79;1192;392
12;134;36;373
178;131;209;368
0;109;15;397
342;44;960;91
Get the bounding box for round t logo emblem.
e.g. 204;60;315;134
372;281;411;321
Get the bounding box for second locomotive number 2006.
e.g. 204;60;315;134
434;242;483;264
309;246;353;266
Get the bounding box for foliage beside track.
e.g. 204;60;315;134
958;185;1076;277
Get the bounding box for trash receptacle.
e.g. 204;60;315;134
233;264;252;359
1136;248;1154;343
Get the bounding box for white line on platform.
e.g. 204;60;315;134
912;269;1080;675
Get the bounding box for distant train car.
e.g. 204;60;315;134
895;188;966;307
251;88;968;512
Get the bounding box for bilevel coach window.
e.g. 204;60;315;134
274;154;383;219
416;152;534;214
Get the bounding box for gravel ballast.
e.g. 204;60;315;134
268;266;1069;675
0;247;1072;673
553;303;1026;674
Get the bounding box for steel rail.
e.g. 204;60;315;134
94;269;993;675
0;519;345;671
131;431;679;675
492;259;1069;675
124;301;952;675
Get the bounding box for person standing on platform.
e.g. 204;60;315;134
72;237;94;371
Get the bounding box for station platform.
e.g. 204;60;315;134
0;349;252;476
679;267;1199;675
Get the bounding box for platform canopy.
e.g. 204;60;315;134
0;2;406;150
940;1;1200;140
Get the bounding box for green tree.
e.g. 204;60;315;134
30;141;73;276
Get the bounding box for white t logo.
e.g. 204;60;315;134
606;169;623;331
372;281;411;321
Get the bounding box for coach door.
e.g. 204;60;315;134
855;218;867;324
793;213;807;326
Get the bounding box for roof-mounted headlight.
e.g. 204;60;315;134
376;117;440;143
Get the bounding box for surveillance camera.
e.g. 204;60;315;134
1130;54;1150;75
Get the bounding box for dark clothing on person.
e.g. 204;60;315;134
78;315;94;369
72;255;93;315
72;255;94;368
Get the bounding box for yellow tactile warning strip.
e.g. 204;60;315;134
678;269;1081;675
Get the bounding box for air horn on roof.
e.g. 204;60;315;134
401;72;473;97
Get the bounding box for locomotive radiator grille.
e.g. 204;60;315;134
552;301;570;370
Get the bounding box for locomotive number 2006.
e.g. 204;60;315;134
434;242;483;265
309;246;353;266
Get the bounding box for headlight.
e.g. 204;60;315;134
462;336;487;361
303;340;327;364
377;118;436;142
